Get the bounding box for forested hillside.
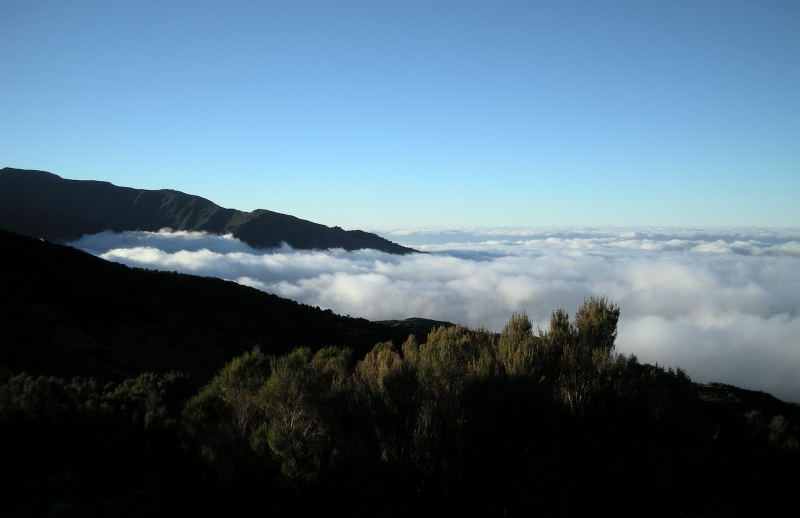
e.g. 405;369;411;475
2;290;799;516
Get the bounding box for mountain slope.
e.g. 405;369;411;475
0;167;415;253
0;230;434;383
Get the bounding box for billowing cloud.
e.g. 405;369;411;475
68;228;800;402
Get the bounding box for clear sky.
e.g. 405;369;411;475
2;0;798;229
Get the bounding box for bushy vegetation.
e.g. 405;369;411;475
2;298;799;517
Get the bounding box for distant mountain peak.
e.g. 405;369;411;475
2;167;60;179
0;167;416;254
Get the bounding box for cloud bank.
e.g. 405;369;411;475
69;228;800;401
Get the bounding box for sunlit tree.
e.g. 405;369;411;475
258;347;351;479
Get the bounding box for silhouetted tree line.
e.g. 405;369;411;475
2;298;799;517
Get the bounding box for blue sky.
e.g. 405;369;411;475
2;0;798;228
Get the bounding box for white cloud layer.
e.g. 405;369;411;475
69;228;800;402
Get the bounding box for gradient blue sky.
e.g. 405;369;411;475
2;0;798;228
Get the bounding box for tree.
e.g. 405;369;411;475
182;347;268;469
555;297;620;415
258;347;351;479
355;340;419;463
496;313;536;378
575;296;619;354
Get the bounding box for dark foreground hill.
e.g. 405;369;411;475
0;167;415;253
0;230;434;383
2;230;799;517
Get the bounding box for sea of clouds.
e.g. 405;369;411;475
69;227;800;402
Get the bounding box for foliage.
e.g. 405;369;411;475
3;297;800;516
258;347;351;479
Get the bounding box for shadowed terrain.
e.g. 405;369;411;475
0;167;416;254
1;229;799;517
0;230;432;384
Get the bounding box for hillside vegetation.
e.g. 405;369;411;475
3;293;799;516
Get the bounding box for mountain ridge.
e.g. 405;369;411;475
0;229;437;384
0;167;416;254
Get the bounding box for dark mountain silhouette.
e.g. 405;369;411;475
0;167;416;253
0;230;436;384
376;317;455;336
